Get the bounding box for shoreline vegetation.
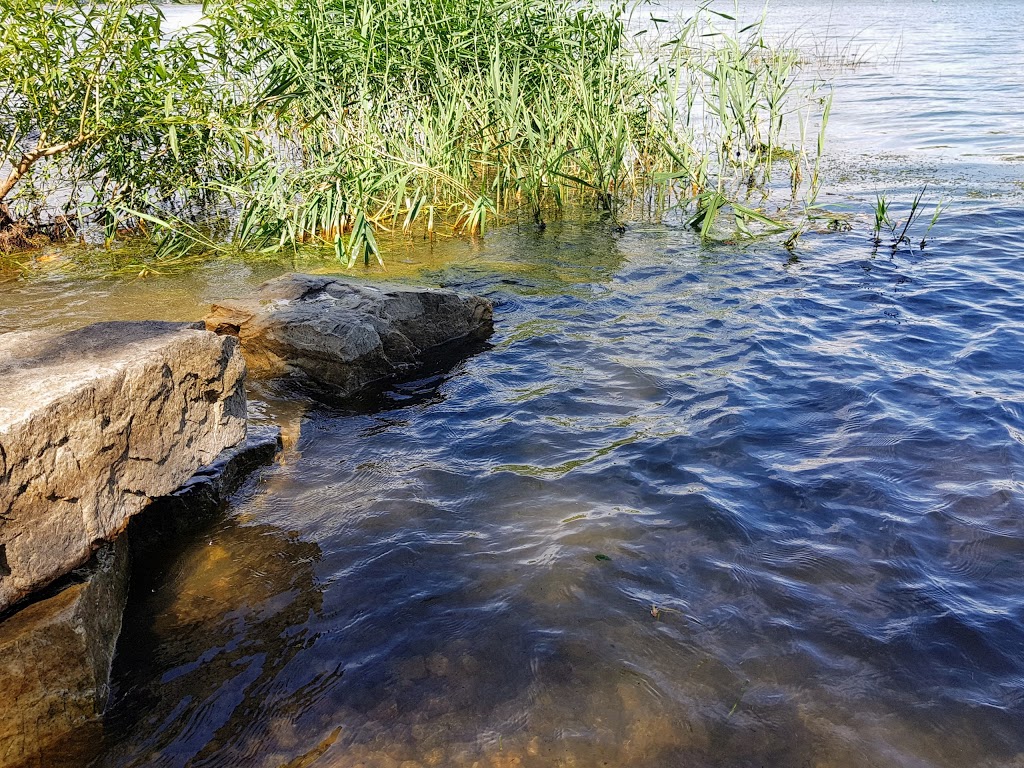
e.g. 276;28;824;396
1;0;834;270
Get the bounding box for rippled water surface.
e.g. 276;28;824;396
4;1;1024;766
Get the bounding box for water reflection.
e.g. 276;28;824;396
80;204;1024;767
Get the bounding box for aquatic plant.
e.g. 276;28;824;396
872;194;892;245
872;189;944;252
1;0;832;263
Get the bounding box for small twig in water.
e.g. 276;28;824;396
728;679;751;717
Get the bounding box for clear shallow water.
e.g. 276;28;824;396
4;1;1024;766
101;215;1024;767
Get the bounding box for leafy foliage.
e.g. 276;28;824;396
1;0;833;262
0;0;246;239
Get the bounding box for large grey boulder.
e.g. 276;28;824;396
204;274;493;395
0;321;246;612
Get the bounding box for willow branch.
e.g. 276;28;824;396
0;133;94;203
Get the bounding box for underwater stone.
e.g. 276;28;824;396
0;321;246;612
129;424;281;546
0;539;128;768
205;274;493;396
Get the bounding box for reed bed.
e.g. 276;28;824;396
0;0;832;264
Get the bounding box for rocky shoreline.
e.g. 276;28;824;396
0;275;493;768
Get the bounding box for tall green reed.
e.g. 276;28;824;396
1;0;833;262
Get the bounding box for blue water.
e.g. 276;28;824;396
11;0;1024;766
103;207;1024;765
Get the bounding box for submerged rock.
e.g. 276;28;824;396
0;539;128;768
130;425;282;545
0;321;246;612
205;274;493;396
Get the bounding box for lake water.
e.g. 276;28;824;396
4;0;1024;766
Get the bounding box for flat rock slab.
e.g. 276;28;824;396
0;321;246;612
130;425;282;546
205;274;493;396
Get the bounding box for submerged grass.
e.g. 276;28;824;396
1;0;834;265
